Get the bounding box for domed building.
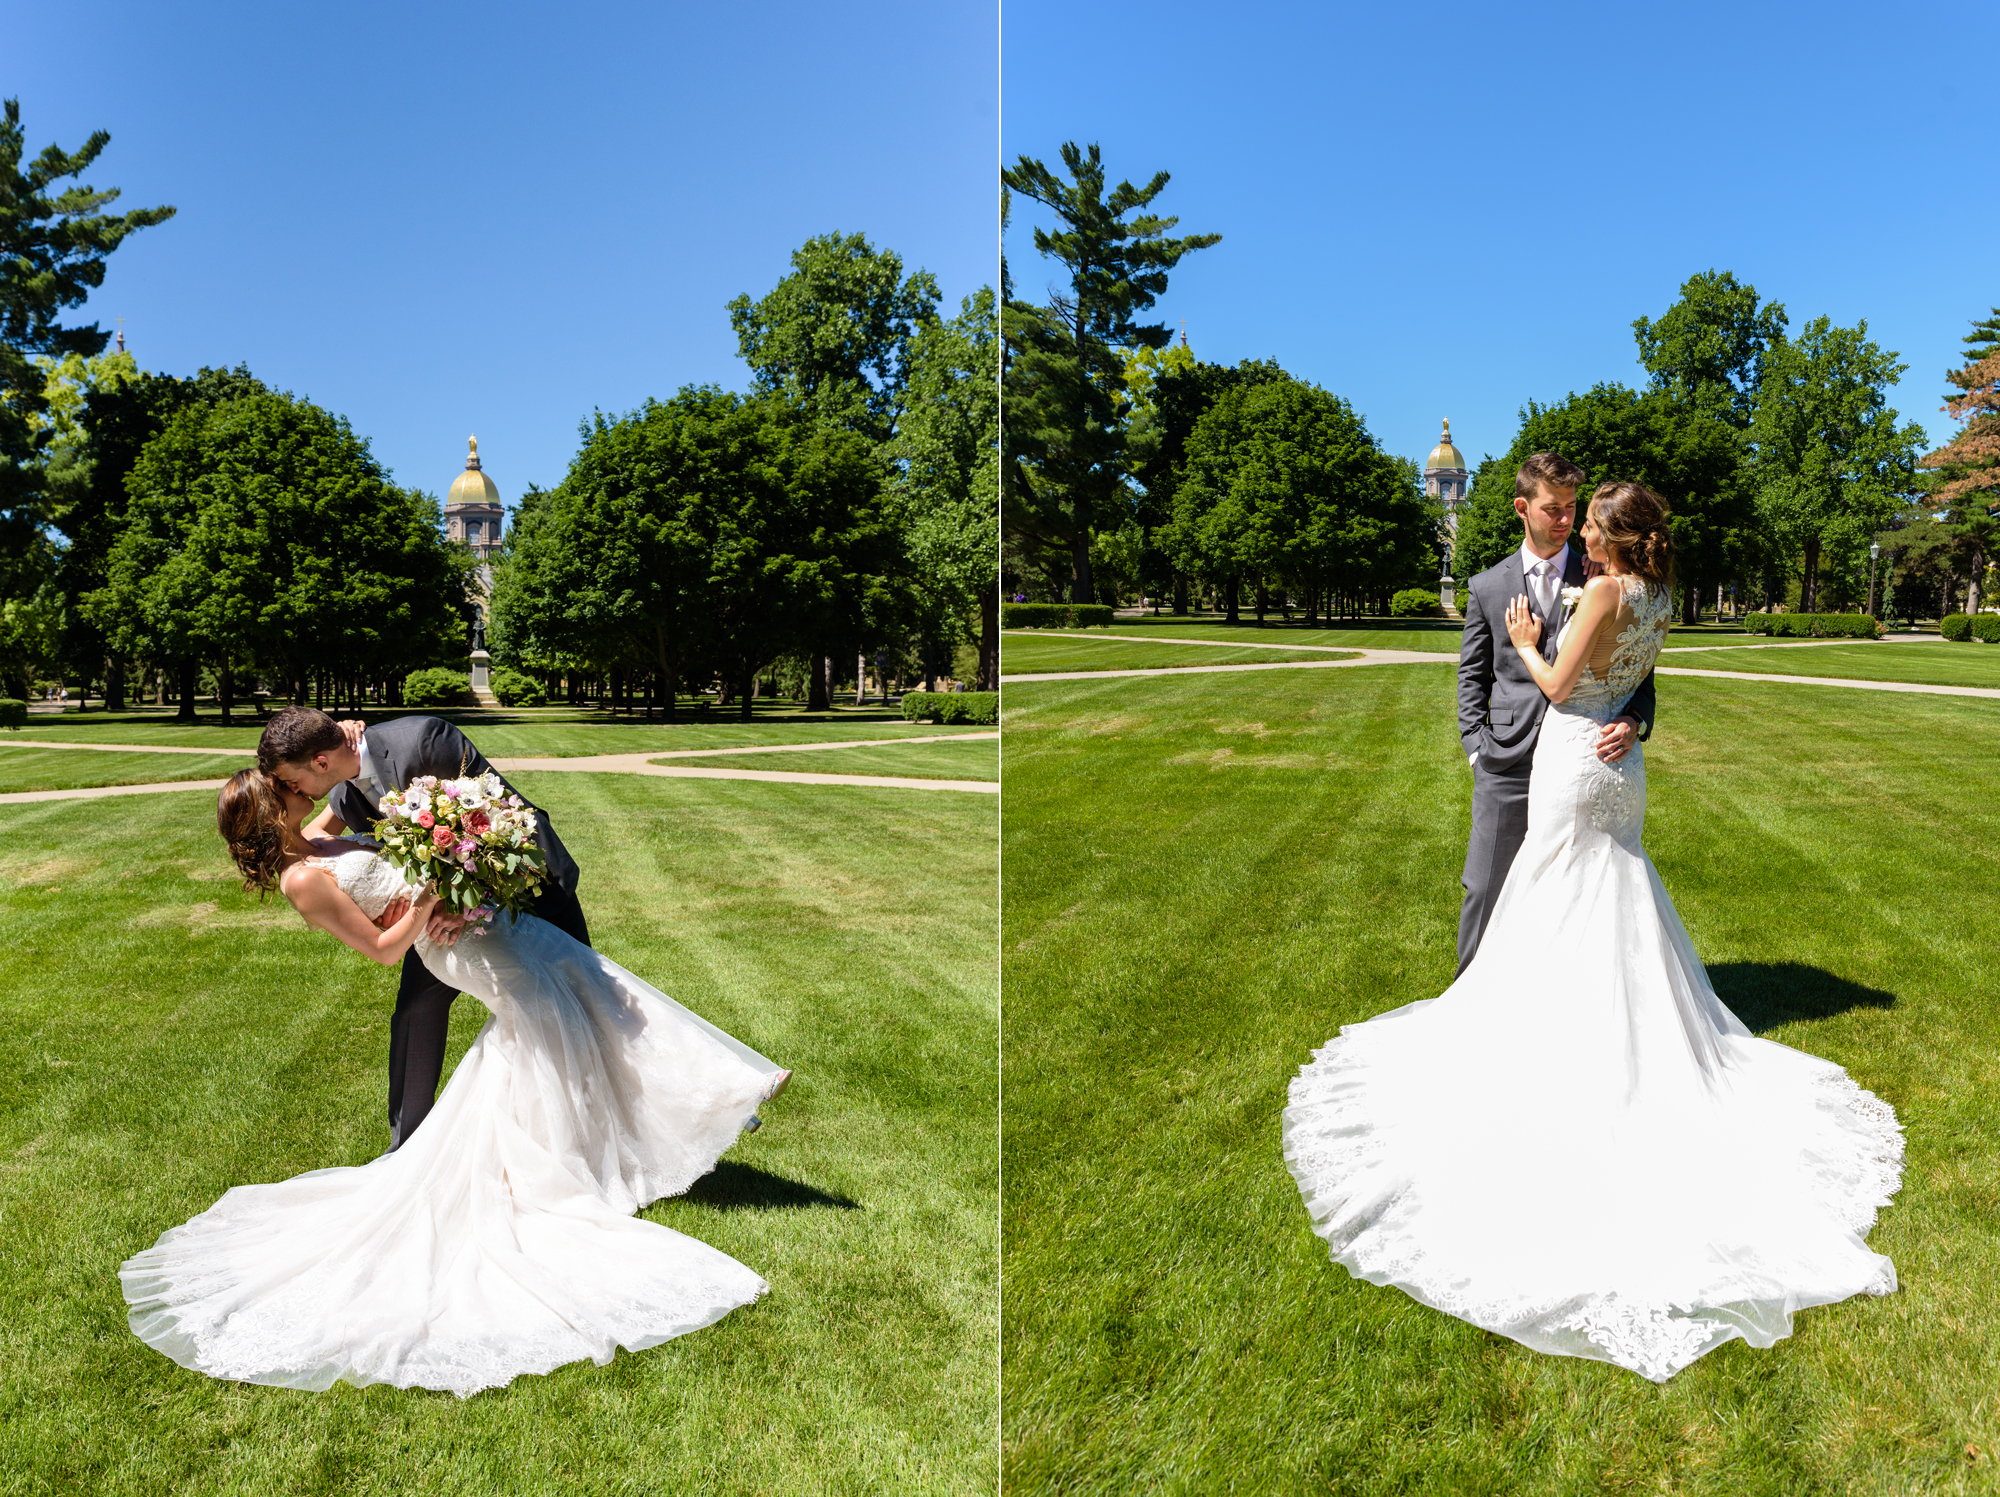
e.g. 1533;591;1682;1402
1424;419;1469;614
444;436;505;570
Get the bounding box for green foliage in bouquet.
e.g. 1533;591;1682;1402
370;773;548;921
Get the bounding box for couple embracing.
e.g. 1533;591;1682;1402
120;708;791;1396
1285;453;1905;1382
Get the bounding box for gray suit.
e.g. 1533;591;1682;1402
1455;549;1656;972
331;715;591;1148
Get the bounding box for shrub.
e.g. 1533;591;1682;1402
0;698;24;731
1390;589;1441;619
489;667;546;707
1001;602;1116;629
1971;614;2000;643
402;668;471;708
1454;589;1468;615
1940;612;1972;642
1742;612;1882;640
901;690;999;726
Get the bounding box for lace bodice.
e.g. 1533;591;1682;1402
322;845;418;922
1565;576;1671;719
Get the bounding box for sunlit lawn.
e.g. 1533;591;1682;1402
1664;642;2000;688
667;737;998;781
0;748;250;794
1002;636;1361;673
1021;615;1467;652
0;770;996;1496
1003;663;2000;1495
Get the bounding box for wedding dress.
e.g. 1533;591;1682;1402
1283;576;1903;1381
122;847;787;1397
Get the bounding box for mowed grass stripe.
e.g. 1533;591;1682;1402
1002;636;1357;674
1662;641;2000;689
0;771;995;1496
1001;666;2000;1495
0;747;252;794
657;738;998;781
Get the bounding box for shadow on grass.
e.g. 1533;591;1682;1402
684;1160;860;1212
1709;961;1898;1034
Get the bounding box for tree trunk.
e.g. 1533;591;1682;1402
1172;575;1188;615
979;582;998;691
1682;576;1700;626
106;654;126;712
1069;531;1094;605
1800;536;1822;613
739;670;754;721
1224;577;1240;624
808;651;830;711
1254;583;1268;625
219;664;234;726
1969;547;1986;616
176;658;199;724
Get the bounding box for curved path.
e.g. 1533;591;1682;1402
0;731;999;805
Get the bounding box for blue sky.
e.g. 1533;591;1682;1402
10;0;996;505
1003;0;1994;476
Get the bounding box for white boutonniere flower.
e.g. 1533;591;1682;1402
1558;585;1585;619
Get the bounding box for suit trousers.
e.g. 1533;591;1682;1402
385;882;593;1150
1456;758;1533;976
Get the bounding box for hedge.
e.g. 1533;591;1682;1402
901;690;999;726
1741;612;1883;639
1974;614;2000;643
489;667;547;707
1940;613;1972;642
403;668;472;709
0;698;24;731
1389;588;1441;619
1001;602;1116;629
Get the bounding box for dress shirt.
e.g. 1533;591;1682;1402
354;731;384;804
1519;540;1570;627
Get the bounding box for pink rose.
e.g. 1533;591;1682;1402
416;810;435;829
456;840;477;858
438;784;457;800
432;825;456;849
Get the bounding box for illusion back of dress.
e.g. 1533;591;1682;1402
1566;575;1671;722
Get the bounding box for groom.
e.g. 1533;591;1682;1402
257;706;592;1149
1455;451;1657;974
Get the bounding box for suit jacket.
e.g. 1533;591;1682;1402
1457;548;1657;774
329;715;580;894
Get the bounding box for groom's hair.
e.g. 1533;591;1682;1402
258;706;346;774
1514;452;1586;500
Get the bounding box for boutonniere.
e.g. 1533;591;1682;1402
1558;585;1584;619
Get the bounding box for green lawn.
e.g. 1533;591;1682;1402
662;737;998;782
0;747;251;793
1003;636;1361;674
1664;642;2000;688
1002;665;2000;1495
4;707;991;755
0;771;996;1495
1021;616;1467;652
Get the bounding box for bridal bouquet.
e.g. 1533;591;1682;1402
370;773;547;928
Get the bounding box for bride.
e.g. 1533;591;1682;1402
1283;481;1904;1382
121;769;791;1397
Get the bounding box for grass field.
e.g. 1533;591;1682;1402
0;747;249;793
1002;663;2000;1495
1664;642;2000;688
5;705;991;755
1020;617;1467;652
1002;636;1361;674
666;737;999;781
0;770;996;1495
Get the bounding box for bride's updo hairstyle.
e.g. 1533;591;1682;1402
1588;481;1675;587
218;768;289;896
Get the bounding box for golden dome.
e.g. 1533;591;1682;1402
1425;418;1466;472
446;435;500;507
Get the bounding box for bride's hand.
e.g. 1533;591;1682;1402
1505;595;1543;650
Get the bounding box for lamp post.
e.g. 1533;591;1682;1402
1867;541;1881;619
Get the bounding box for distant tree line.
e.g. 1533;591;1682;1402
1001;142;1440;617
0;99;999;716
1454;270;1995;623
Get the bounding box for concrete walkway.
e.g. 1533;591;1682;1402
1654;667;2000;699
0;731;1000;804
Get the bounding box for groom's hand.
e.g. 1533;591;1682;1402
426;908;469;945
1596;716;1639;763
375;895;412;930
